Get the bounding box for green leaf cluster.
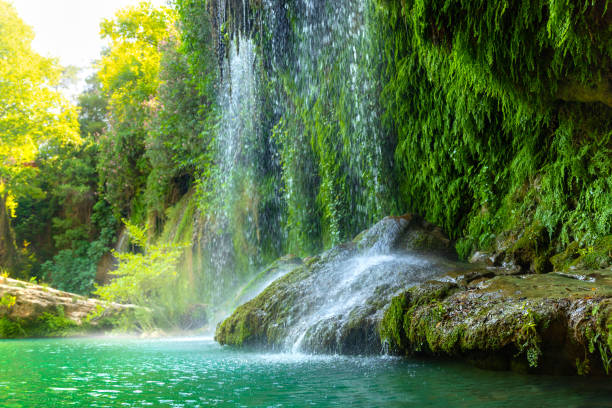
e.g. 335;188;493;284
94;221;189;328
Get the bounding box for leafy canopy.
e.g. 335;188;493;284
0;0;79;201
97;2;177;216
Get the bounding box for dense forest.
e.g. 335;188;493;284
1;0;610;335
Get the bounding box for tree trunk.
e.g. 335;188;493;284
0;192;18;272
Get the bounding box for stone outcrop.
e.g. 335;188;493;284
216;214;612;376
215;214;460;353
0;277;136;338
380;268;612;375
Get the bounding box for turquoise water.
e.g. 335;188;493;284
0;338;610;407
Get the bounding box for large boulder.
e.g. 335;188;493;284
216;214;460;353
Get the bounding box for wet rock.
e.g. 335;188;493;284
501;222;554;274
216;214;459;353
353;214;455;257
380;269;612;376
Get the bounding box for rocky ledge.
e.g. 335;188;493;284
381;268;612;375
216;214;612;376
0;277;136;338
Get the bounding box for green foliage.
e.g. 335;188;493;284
174;0;217;99
41;250;95;295
0;0;79;272
0;306;79;338
14;132;118;294
0;293;16;309
516;304;542;368
97;3;177;217
40;197;117;295
375;0;612;259
77;74;108;138
35;306;78;336
0;317;24;338
94;221;188;328
587;304;612;375
144;32;210;229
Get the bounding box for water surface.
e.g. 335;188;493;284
0;337;610;407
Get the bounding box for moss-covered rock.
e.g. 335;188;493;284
215;261;321;349
353;214;455;257
216;214;460;353
381;269;612;375
551;236;612;272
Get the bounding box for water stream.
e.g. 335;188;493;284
285;252;448;353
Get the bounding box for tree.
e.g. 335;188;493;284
13;74;117;293
95;221;187;329
0;1;79;272
97;2;177;220
77;73;108;139
144;33;211;230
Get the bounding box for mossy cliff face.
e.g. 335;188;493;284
374;0;611;266
0;277;136;338
381;268;612;375
215;215;460;353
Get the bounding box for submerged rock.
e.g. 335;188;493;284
216;214;460;353
0;277;136;338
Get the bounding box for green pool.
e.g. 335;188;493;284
0;337;610;407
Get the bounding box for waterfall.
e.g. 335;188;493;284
201;37;261;308
287;254;433;353
215;215;459;354
201;0;398;315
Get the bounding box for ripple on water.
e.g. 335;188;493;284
0;338;610;408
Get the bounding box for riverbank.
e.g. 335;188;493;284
0;276;136;338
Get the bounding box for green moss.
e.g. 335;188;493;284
380;292;410;351
0;306;79;339
380;269;612;374
159;189;196;245
552;236;612;271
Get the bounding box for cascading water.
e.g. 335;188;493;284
216;215;460;354
288;0;393;227
201;36;262;308
287;253;435;353
283;216;457;354
264;0;397;248
204;0;401;330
